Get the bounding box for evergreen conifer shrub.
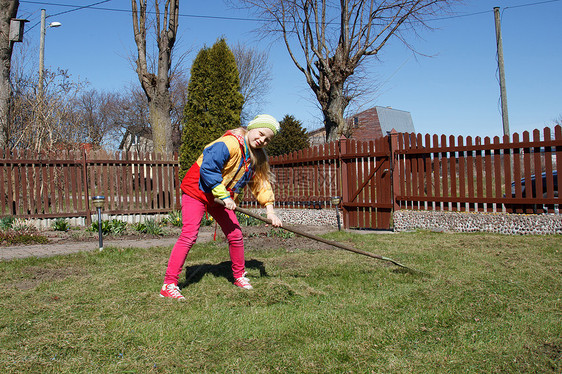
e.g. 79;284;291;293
180;38;244;178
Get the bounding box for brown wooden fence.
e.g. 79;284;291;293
264;141;340;209
241;125;561;229
339;136;392;229
241;135;393;229
391;126;561;215
0;149;181;223
2;126;560;229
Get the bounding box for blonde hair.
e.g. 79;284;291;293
228;127;275;186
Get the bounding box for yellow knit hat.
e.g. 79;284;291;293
247;114;280;135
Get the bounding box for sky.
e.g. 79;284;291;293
15;0;562;139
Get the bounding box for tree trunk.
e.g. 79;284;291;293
131;0;178;154
0;0;19;149
318;78;349;143
149;94;172;153
323;103;346;142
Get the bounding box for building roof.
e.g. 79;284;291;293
373;106;415;134
307;106;415;143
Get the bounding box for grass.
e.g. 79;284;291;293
0;231;560;373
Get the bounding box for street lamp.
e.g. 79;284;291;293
38;9;61;96
92;196;105;251
331;196;341;231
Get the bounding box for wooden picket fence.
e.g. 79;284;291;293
241;135;393;229
0;149;180;223
1;125;560;229
391;126;561;215
261;141;340;209
241;125;561;228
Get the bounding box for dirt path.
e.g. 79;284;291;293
1;225;336;261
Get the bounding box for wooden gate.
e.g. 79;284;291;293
339;136;393;229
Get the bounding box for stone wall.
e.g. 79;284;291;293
248;208;338;227
250;208;562;235
393;210;562;235
27;207;562;235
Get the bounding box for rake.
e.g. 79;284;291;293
214;199;424;275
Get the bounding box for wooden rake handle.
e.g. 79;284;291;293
214;198;422;273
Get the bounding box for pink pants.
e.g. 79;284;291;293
164;194;245;285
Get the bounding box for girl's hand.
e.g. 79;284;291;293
267;212;282;227
265;204;282;227
223;197;236;210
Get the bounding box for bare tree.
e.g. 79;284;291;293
231;42;272;122
9;38;160;153
169;68;188;151
115;71;186;153
75;89;124;149
8;21;102;153
94;84;148;152
9;66;87;152
236;0;456;141
0;0;19;148
131;0;179;153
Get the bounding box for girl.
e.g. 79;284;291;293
160;114;283;300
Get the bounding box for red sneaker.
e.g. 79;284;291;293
234;274;253;290
160;283;186;300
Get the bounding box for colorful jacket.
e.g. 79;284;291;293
180;131;275;207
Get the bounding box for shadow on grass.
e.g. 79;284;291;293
391;266;431;278
180;259;268;288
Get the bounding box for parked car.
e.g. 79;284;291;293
511;170;558;198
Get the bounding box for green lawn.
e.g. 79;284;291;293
0;231;560;373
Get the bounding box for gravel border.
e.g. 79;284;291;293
245;208;339;227
393;210;562;235
247;208;562;235
18;207;562;236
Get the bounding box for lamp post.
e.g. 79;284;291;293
331;196;341;231
38;9;61;96
92;196;105;251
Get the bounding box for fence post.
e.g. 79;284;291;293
338;135;348;229
83;149;92;225
388;129;400;212
173;152;181;211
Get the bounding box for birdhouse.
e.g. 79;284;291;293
9;18;29;43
